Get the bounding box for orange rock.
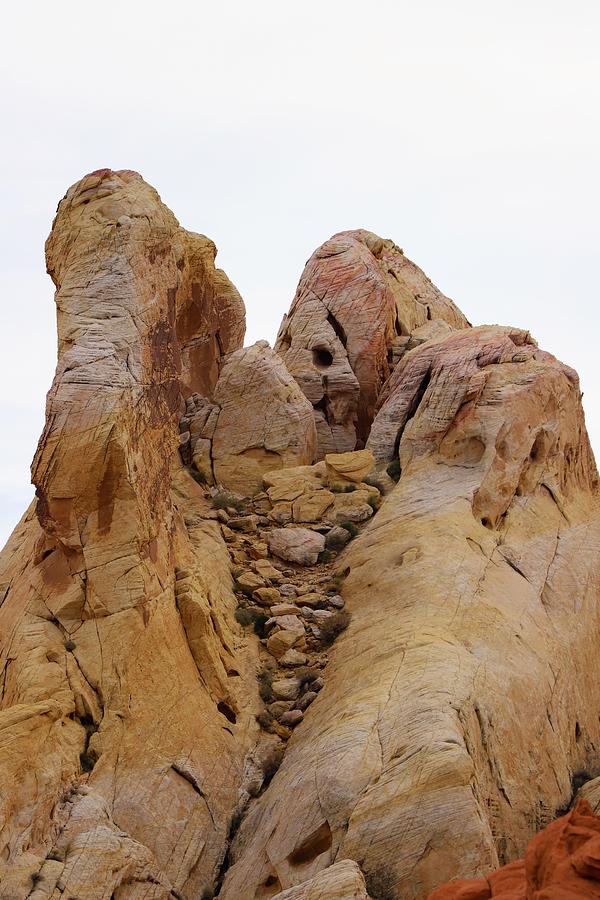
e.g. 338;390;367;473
428;800;600;898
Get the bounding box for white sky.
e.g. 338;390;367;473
1;0;599;547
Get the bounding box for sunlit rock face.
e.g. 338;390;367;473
1;171;599;900
275;229;469;457
0;170;257;899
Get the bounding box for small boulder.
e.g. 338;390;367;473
268;528;326;566
292;490;335;523
279;709;304;727
325;526;352;550
325;449;375;484
236;571;266;594
266;630;302;659
279;649;309;667
270;603;302;617
271;678;302;701
253;587;282;606
296;691;318;711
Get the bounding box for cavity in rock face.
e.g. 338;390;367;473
275;228;469;458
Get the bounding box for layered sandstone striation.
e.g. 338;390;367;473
275;229;469;457
1;171;600;900
220;325;600;898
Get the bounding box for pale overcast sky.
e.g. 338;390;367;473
0;1;598;547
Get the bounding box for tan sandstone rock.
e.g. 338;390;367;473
275;229;469;456
0;170;260;899
188;341;317;495
219;324;600;898
272;859;371;899
268;528;326;565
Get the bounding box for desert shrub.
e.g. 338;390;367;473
386;459;401;482
30;872;42;887
294;667;318;688
318;610;351;646
325;530;349;551
340;521;358;537
318;549;337;564
212;491;245;512
257;670;274;703
255;710;274;729
367;494;381;512
64;640;76;652
326;566;350;593
364;474;387;492
234;607;255;626
253;613;269;638
365;864;397;900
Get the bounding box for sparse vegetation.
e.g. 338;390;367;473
364;474;387;493
365;864;397;900
386;459;401;482
191;468;207;485
64;640;76;652
325;529;349;551
331;482;356;493
253;613;269;638
257;669;274;703
234;607;255;626
234;607;268;637
255;710;274;730
46;850;64;862
30;871;43;887
212;491;245;512
318;610;351;646
367;494;381;512
326;567;350;594
318;549;337;564
340;521;358;537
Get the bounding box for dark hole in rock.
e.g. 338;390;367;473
217;701;237;724
288;821;332;866
312;348;333;368
481;517;494;530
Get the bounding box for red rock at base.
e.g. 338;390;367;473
428;800;600;899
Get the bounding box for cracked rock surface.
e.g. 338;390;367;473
1;170;599;900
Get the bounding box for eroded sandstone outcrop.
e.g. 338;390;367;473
0;170;256;899
220;324;600;898
275;229;469;457
1;171;600;900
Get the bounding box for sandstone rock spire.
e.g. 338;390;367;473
275;229;469;457
0;169;256;898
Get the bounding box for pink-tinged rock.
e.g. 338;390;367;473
275;229;469;457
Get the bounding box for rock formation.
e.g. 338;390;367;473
0;170;256;899
219;325;600;898
1;170;599;900
275;229;469;457
429;800;600;898
182;341;317;495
